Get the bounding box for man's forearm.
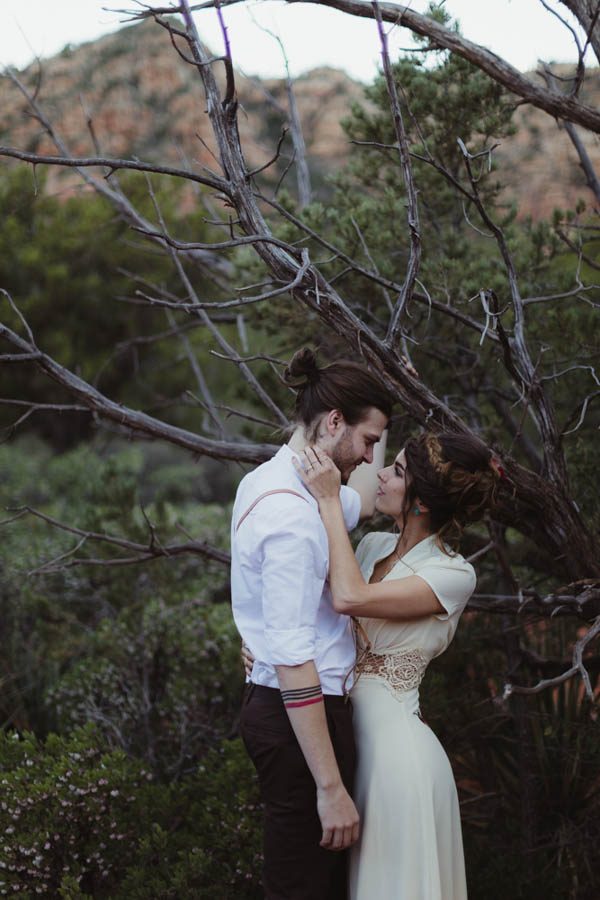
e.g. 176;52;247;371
275;660;342;790
275;659;359;849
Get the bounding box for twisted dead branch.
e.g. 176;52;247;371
0;506;230;571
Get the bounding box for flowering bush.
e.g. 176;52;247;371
0;726;153;896
0;728;262;898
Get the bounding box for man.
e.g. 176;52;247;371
231;348;392;899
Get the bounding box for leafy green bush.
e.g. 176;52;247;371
0;728;261;899
116;739;262;900
0;437;233;739
49;600;244;776
0;726;152;896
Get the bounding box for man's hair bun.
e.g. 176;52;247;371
283;347;320;386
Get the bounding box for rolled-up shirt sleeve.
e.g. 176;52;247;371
255;497;327;666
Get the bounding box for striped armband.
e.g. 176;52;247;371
281;684;323;710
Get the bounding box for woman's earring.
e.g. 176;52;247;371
413;506;421;516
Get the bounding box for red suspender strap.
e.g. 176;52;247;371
235;489;308;532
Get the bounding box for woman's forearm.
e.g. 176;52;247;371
319;498;368;608
347;429;387;519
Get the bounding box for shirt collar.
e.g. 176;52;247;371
277;443;301;463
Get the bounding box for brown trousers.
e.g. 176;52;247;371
239;684;356;900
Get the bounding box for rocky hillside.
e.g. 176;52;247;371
0;19;363;198
0;18;598;219
497;66;600;219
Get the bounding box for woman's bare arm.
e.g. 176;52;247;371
317;494;443;619
293;448;444;621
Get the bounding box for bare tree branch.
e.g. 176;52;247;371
191;0;600;132
4;505;231;571
558;0;600;65
457;139;569;488
561;389;600;434
468;578;600;619
0;145;226;193
504;614;600;700
0;300;276;463
245;10;312;206
523;284;600;305
371;1;421;345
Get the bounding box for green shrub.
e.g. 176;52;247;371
421;615;600;900
0;728;262;899
0;726;153;897
0;438;232;738
116;739;262;900
49;601;244;777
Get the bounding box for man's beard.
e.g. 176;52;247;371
330;427;359;484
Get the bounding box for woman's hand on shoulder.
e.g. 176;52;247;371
293;446;341;502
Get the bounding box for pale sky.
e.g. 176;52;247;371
0;0;589;83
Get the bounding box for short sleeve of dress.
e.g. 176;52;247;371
416;554;476;620
339;485;361;531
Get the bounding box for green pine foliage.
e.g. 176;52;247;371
0;437;234;742
0;167;244;446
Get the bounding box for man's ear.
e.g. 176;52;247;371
323;408;344;436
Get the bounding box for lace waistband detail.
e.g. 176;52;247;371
355;648;428;698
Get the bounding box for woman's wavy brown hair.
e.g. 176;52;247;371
403;431;500;550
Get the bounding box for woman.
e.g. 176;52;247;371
292;431;500;900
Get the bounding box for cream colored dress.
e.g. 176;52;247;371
348;532;476;900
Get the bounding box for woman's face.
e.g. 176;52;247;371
375;449;409;519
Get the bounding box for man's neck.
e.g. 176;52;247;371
288;426;324;454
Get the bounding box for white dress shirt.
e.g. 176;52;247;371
230;444;360;695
